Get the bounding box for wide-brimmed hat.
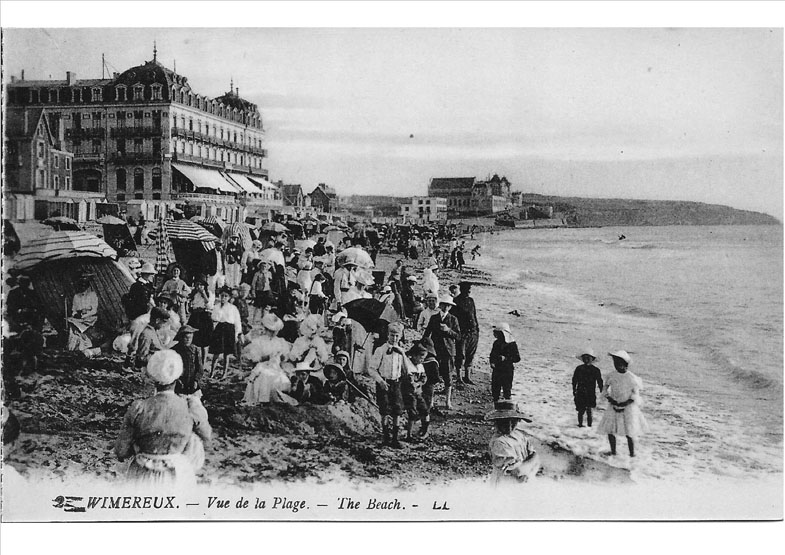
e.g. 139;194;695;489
418;337;437;357
609;350;631;364
261;313;284;332
139;262;156;275
293;360;317;373
406;275;417;282
239;283;252;292
217;286;233;297
484;400;532;423
156;293;176;306
177;324;198;335
323;362;346;381
493;322;513;343
577;348;597;361
334;350;351;363
331;310;348;323
146;349;183;386
438;295;455;307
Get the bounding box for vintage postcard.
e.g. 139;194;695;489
1;9;782;527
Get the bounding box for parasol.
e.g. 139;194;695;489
166;219;219;243
335;247;374;269
261;221;289;233
258;247;286;267
42;216;80;231
14;231;117;272
96;215;127;226
342;298;400;331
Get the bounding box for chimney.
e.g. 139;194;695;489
66;71;76;85
21;69;25;81
10;75;15;83
113;72;119;79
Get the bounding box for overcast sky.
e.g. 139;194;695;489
4;27;782;218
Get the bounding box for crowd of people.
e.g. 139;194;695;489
2;218;648;487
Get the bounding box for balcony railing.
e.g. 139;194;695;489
111;152;164;164
73;152;105;161
66;127;106;139
169;192;236;203
110;126;163;138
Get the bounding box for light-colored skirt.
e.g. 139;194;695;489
243;362;292;404
598;403;649;438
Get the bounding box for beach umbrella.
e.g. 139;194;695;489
335;247;374;269
155;218;173;274
258;247;286;267
342;298;400;331
42;216;80;231
96;215;127;226
165;219;218;243
262;221;288;233
14;230;117;272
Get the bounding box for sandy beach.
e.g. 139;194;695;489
3;231;782;520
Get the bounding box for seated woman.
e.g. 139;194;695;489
485;400;540;485
289;361;325;404
159;264;191;324
288;314;330;368
114;349;212;487
66;272;100;355
322;361;348;403
243;313;292;405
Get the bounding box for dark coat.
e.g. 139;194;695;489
290;375;325;404
572;364;604;409
125;279;154;321
423;312;461;358
173;343;204;395
452;293;478;334
489;339;520;375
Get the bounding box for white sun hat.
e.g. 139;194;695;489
146;349;183;385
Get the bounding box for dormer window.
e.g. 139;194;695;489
92;87;103;101
151;84;162;100
133;84;144;101
49;89;59;103
73;88;81;103
171;86;177;102
116;85;127;101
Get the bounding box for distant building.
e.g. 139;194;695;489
3;106;102;221
279;183;307;208
308;183;338;213
400;196;447;224
4;49;279;222
427;173;513;217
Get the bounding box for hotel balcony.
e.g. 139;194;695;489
66;127;106;139
110;152;164;164
110;126;164;138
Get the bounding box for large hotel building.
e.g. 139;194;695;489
4;50;282;222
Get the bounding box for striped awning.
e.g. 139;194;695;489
14;231;117;272
247;175;279;192
165;219;219;244
173;163;240;194
224;173;264;195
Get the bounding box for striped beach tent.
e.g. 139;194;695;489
221;221;253;251
13;230;117;272
155;218;173;273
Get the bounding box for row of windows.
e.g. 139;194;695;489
35;169;71;190
175;114;262;146
14;84;261;128
175;140;262;167
116;167;162;191
116;193;161;201
172;87;261;127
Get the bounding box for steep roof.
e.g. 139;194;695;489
281;184;304;204
429;177;476;190
5;107;53;144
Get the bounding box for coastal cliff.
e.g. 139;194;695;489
520;194;781;227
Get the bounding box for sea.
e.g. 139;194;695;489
469;224;783;479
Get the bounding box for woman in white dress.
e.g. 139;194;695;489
243;313;292;404
598;350;649;457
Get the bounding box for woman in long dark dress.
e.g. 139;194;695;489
489;323;521;402
572;349;604;427
187;278;214;366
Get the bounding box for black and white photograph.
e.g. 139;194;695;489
0;1;782;537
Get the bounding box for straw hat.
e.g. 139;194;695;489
140;262;156;275
406;275;417;282
484;400;532;422
331;310;348;323
493;322;513;343
146;349;183;386
609;350;631;364
261;313;284;332
576;348;597;361
178;324;198;334
293;360;317;373
438;295;455;307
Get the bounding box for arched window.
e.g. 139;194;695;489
152;167;162;190
132;84;144;101
134;167;144;190
171;86;177;101
151;84;163;101
116;85;127;102
116;168;127;191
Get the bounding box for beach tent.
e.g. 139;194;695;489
221;221;253;252
97;215;137;256
13;231;134;337
3;219;21;258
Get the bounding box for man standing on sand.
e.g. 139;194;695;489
453;281;479;385
422;295;461;410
